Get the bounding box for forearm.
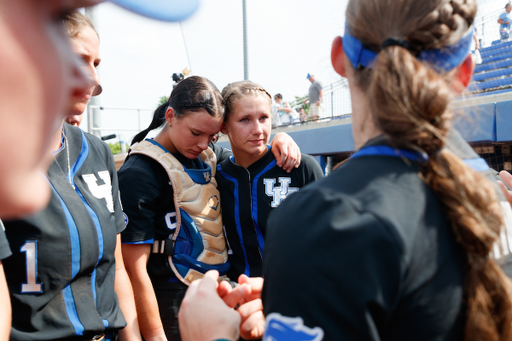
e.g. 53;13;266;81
115;236;141;341
122;243;167;341
115;268;141;341
0;262;11;341
126;264;167;340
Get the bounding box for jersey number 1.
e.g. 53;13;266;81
20;241;42;293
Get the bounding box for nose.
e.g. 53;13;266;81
252;121;264;135
69;53;94;100
197;136;209;150
87;63;100;87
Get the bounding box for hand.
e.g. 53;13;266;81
179;271;240;341
316;100;320;106
499;171;512;207
270;132;301;173
219;276;265;340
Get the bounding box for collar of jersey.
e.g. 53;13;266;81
145;138;212;184
351;145;429;163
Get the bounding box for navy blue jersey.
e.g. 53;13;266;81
216;147;324;279
119;140;231;289
3;124;126;341
262;136;466;341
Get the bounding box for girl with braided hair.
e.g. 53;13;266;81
257;0;512;340
216;81;324;282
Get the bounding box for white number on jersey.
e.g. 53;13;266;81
264;177;299;207
82;171;114;212
20;241;42;293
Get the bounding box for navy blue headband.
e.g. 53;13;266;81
342;24;474;73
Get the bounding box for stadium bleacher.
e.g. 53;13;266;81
470;40;512;91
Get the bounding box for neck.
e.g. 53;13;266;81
51;122;65;153
231;146;268;169
349;82;383;150
154;127;177;154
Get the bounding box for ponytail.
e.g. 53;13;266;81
131;103;167;145
368;44;512;341
131;75;224;146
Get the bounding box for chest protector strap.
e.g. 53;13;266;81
130;140;229;285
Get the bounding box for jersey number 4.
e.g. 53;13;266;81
20;241;43;293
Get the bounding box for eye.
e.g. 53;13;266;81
191;131;200;136
240;118;248;123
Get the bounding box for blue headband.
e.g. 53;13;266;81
342;24;474;73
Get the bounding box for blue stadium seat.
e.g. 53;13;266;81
472;67;512;82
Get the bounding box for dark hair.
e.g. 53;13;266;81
131;76;224;145
274;93;283;100
63;10;98;39
347;0;512;339
221;81;272;122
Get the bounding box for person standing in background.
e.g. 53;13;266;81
305;74;323;121
498;3;512;42
272;94;293;126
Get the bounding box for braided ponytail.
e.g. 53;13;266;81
347;0;512;339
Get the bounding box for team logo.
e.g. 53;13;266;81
208;194;220;211
123;213;129;226
264;313;324;341
203;171;211;182
264;177;299;207
82;171;114;212
165;211;177;231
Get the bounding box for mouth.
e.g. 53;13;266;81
249;139;265;145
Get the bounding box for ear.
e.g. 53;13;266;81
165;107;176;125
331;36;347;77
452;54;474;94
220;121;228;135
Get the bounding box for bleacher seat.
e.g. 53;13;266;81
469;40;512;93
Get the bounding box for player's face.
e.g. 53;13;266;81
222;94;271;164
0;0;94;218
69;25;101;117
167;109;223;160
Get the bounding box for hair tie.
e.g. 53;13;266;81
381;38;412;51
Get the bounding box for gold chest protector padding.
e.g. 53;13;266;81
130;141;228;285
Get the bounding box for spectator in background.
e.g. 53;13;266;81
298;108;308;123
305;73;323;121
273;94;292;126
498;3;512;42
471;29;482;64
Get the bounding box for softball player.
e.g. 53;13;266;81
217;81;324;280
4;123;129;341
0;3;202;339
119;76;301;341
261;0;512;339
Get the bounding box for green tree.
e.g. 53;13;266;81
159;96;168;106
108;142;121;155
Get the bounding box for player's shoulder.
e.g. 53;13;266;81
118;153;166;185
65;123;112;159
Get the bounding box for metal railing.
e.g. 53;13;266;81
86;105;155;135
